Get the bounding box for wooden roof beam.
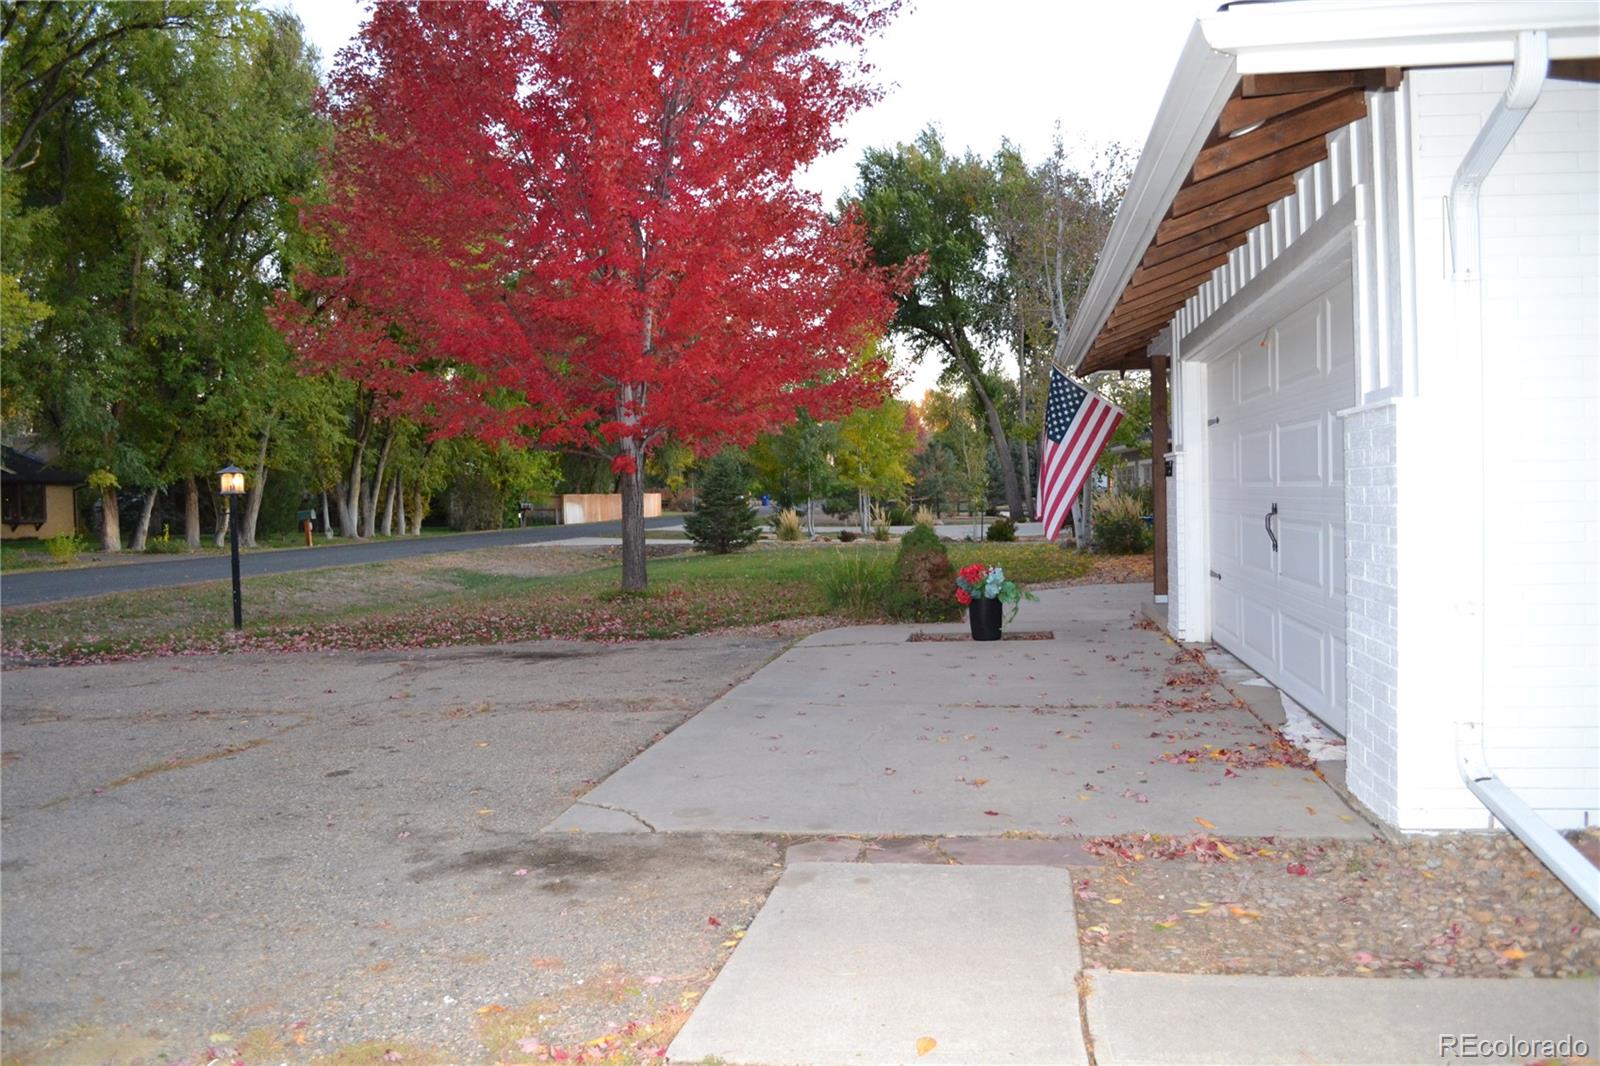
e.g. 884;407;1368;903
1157;176;1297;245
1127;239;1237;290
1117;259;1229;315
1191;89;1367;183
1217;87;1342;137
1239;68;1399;98
1100;301;1188;342
1171;137;1327;217
1142;209;1269;268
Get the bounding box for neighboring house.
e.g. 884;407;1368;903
1064;2;1598;842
0;446;83;540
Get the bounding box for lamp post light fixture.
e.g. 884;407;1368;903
218;465;245;630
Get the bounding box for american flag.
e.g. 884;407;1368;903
1038;366;1125;542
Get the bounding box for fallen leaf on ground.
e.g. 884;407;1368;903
1500;946;1527;961
916;1036;938;1056
707;916;721;927
1286;863;1309;876
1194;817;1216;829
983;810;1000;816
1228;906;1261;920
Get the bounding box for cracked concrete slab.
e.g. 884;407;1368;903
547;586;1371;839
668;862;1087;1066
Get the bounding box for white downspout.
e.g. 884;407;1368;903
1447;30;1600;919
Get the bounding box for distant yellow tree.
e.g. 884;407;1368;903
834;399;916;533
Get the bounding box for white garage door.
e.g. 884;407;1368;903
1207;279;1355;733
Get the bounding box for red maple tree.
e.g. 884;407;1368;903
279;0;907;587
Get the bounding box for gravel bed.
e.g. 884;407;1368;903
1074;832;1600;979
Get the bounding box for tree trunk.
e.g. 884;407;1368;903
619;458;646;589
395;474;406;535
381;472;397;536
970;376;1024;520
184;477;201;549
98;486;122;552
342;399;374;538
243;422;271;548
409;488;425;535
130;490;157;551
321;488;336;536
858;487;870;533
211;480;228;548
360;424;393;539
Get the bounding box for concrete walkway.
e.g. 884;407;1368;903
533;584;1594;1065
549;584;1370;838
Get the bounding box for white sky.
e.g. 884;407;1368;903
280;0;1216;397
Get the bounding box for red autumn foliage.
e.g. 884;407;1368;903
277;1;909;499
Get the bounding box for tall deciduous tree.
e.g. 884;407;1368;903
852;128;1026;521
834;398;916;533
281;1;906;589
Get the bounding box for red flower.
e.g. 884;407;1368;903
955;589;972;605
958;563;987;583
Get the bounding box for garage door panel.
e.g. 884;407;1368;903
1330;525;1347;597
1277;518;1326;592
1280;611;1329;704
1211;511;1240;566
1213;584;1240;645
1276;302;1322;385
1278;417;1324;484
1239;429;1273;485
1242;599;1277;664
1241;513;1275;577
1210;353;1238;409
1241;341;1272;401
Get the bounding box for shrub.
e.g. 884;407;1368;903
45;533;84;564
986;517;1017;542
684;451;764;554
1092;492;1152;554
883;523;961;622
913;505;937;528
886;504;913;526
838;529;858;542
143;539;182;554
774;508;804;542
821;551;892;617
822;493;857;518
870;503;891;541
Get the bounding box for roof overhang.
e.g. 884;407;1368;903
1066;1;1600;375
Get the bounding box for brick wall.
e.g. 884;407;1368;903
1342;402;1400;824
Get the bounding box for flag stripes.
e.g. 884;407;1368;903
1038;367;1125;542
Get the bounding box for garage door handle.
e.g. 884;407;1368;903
1265;503;1279;553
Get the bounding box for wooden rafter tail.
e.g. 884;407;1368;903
1116;262;1228;318
1142;209;1268;268
1191;89;1367;183
1238;67;1399;98
1171;137;1328;217
1156;176;1297;245
1127;239;1235;289
1103;291;1194;332
1098;306;1185;347
1217;87;1343;138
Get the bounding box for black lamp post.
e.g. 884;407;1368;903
218;465;245;630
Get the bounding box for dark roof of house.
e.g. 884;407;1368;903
0;446;85;486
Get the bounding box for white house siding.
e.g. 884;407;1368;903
1159;66;1597;832
1396;66;1599;831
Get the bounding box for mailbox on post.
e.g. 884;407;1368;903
297;508;317;547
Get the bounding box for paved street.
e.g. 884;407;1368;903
0;516;683;606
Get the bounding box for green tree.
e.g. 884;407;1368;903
851;127;1026;521
834;398;916;533
683;451;763;555
747;413;839;534
1;4;324;551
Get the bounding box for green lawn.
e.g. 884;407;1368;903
0;541;1096;666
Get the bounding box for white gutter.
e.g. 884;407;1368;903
1059;25;1236;372
1064;1;1600;372
1445;29;1599;919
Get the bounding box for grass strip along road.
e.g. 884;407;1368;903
0;516;684;607
0;542;1102;667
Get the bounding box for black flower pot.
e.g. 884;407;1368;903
968;597;1002;641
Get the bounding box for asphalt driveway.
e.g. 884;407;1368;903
0;634;786;1062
